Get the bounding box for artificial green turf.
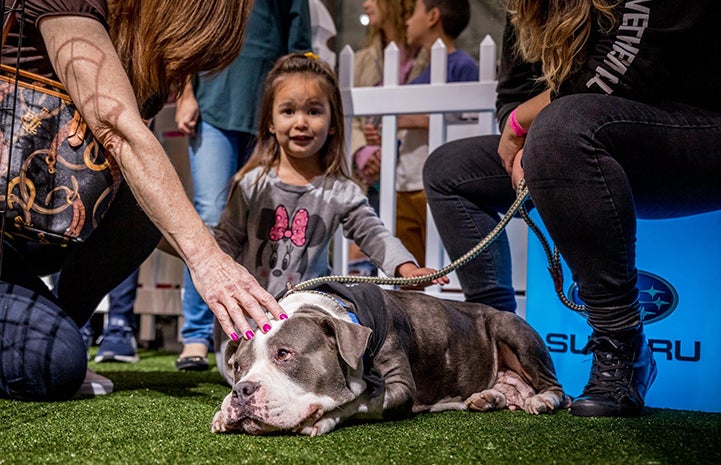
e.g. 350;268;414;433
1;350;719;465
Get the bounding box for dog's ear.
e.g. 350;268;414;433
322;317;372;370
224;338;241;373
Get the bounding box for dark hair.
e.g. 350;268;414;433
237;52;349;181
421;0;471;39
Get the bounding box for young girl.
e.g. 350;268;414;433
214;52;447;339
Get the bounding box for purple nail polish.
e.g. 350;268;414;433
230;332;239;342
279;313;288;320
245;330;255;340
262;323;272;333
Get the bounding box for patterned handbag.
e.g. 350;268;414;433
1;5;121;245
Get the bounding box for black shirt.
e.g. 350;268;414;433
495;0;721;127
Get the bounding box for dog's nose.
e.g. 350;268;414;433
233;381;260;400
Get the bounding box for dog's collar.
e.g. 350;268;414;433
327;294;361;325
280;290;361;325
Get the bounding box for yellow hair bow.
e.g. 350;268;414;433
304;51;319;61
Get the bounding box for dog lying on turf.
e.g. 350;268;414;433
211;282;570;436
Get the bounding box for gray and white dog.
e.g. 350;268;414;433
211;283;570;436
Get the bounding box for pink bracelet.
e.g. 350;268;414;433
509;108;528;137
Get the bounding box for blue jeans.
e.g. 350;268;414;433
423;134;518;312
424;94;721;331
0;282;87;401
181;121;255;348
106;268;139;329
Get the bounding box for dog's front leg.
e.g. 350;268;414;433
295;392;384;436
295;377;415;436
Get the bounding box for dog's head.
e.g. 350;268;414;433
212;292;372;435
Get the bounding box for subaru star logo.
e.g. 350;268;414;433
567;270;678;324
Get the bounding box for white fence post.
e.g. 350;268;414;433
378;42;400;241
337;35;523;302
428;39;448;153
424;40;449;286
335;45;355;276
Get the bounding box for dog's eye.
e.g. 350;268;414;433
275;348;292;361
233;361;240;372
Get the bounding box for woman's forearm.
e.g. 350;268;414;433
514;89;552;131
39;16;218;269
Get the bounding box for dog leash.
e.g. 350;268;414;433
290;180;585;313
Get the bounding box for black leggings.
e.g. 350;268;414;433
425;94;721;332
0;183;161;400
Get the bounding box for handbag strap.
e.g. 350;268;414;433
2;0;20;48
1;1;72;98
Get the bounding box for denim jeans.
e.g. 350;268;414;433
423;134;518;312
424;94;721;329
0;282;87;401
106;268;139;329
181;121;255;348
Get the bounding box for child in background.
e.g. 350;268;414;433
213;53;447;380
215;52;447;299
365;0;478;266
349;0;428;276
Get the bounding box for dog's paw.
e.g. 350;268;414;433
211;411;228;434
294;407;330;436
465;389;508;412
295;424;320;436
524;391;568;414
308;416;342;436
295;419;338;437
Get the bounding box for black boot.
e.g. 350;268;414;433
570;329;657;417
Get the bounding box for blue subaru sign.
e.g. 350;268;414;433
525;210;721;412
567;270;679;325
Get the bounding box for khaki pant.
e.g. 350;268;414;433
396;189;427;267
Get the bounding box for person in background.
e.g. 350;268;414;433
383;0;478;266
0;0;285;402
347;0;428;275
90;269;140;364
213;52;448;384
173;0;311;371
424;0;721;416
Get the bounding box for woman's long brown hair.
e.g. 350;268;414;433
507;0;618;91
107;0;253;107
365;0;416;48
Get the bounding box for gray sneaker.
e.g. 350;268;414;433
94;317;139;363
77;369;114;396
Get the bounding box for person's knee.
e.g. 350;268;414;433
523;95;604;179
0;285;87;401
423;141;456;192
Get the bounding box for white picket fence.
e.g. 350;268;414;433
335;36;528;313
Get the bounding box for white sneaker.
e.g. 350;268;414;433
77;368;114;396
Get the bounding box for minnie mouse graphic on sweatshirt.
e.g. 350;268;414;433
215;166;415;297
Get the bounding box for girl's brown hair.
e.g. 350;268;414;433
238;53;349;181
507;0;619;91
107;0;252;108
